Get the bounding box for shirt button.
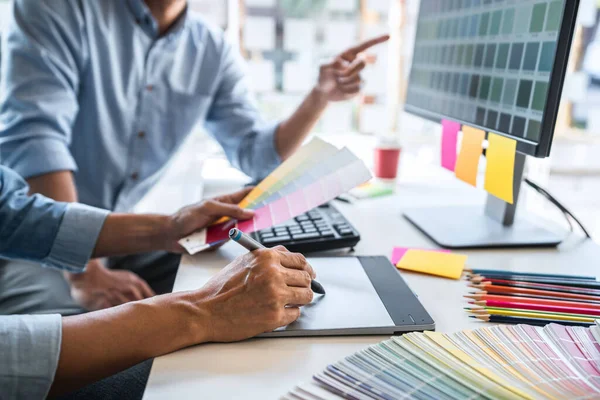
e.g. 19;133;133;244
138;131;145;139
131;172;139;181
146;85;154;92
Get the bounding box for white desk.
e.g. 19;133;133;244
143;176;600;399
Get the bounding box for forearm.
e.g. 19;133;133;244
26;170;78;202
49;292;206;397
276;88;329;160
91;213;173;257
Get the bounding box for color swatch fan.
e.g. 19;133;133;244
179;138;372;254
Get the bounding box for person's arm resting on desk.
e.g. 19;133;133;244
0;166;315;398
206;34;389;179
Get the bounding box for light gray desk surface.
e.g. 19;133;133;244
143;178;600;399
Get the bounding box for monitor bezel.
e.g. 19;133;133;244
403;0;580;158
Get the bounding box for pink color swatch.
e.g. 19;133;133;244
287;191;309;216
206;219;237;244
391;247;450;265
441;119;460;172
304;181;326;206
253;206;274;231
270;197;292;225
237;218;256;234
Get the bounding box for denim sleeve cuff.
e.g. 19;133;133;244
250;122;282;180
1;137;77;179
45;203;109;272
0;314;62;400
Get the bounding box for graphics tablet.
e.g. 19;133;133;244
260;256;435;337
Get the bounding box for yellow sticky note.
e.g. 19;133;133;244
454;126;485;186
484;133;516;204
396;250;467;279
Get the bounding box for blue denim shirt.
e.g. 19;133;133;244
0;0;281;212
0;165;109;399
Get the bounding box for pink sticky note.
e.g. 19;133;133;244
270;197;292;225
253;206;274;231
206;220;237;244
237;218;256;234
287;191;309;216
441;119;460;172
391;247;450;265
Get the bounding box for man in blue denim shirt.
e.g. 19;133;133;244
0;0;388;312
0;165;315;399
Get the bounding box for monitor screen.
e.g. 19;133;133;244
404;0;579;158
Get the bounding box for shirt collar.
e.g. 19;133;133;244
126;0;189;39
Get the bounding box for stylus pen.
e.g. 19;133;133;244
228;228;325;295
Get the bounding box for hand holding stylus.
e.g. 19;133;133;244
229;228;326;295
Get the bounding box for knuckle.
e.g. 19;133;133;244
302;271;311;285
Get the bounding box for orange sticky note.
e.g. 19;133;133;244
455;126;485;186
396;249;467;279
484;133;516;204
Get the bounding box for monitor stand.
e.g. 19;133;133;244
403;153;564;249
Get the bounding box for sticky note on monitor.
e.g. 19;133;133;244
484;133;516;204
441;120;460;172
391;247;450;265
396;250;467;280
455;126;485;186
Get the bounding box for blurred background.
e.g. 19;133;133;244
1;0;600;236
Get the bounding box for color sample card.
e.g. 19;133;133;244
391;247;450;265
396;249;467;279
405;0;563;144
441;119;460;171
179;152;372;255
485;133;517;204
455;126;485;186
288;321;600;399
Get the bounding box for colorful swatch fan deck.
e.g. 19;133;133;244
286;322;600;399
179;138;372;254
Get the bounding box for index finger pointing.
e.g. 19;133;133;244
346;34;390;56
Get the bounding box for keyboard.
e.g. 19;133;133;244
251;203;361;253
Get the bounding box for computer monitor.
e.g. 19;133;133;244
403;0;580;248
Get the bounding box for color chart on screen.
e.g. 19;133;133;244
406;0;564;143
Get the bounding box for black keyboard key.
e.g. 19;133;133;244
263;236;290;244
296;215;310;222
304;228;318;233
291;232;321;240
339;229;354;236
260;233;274;238
319;230;335;238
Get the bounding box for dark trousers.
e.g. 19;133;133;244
0;252;181;399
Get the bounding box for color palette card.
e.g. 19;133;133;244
287;322;600;399
179;145;372;255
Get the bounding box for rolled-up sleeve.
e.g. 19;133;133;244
0;0;84;178
204;40;281;180
0;166;108;272
46;203;110;272
0;314;62;400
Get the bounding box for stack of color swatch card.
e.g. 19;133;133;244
179;138;372;254
465;269;600;326
285;321;600;399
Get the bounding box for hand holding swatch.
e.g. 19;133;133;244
179;140;372;254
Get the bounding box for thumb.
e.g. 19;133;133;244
205;200;255;220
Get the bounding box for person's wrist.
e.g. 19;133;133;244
166;291;213;345
155;214;180;252
310;86;331;107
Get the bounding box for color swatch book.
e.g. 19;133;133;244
179;138;372;254
285;322;600;399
